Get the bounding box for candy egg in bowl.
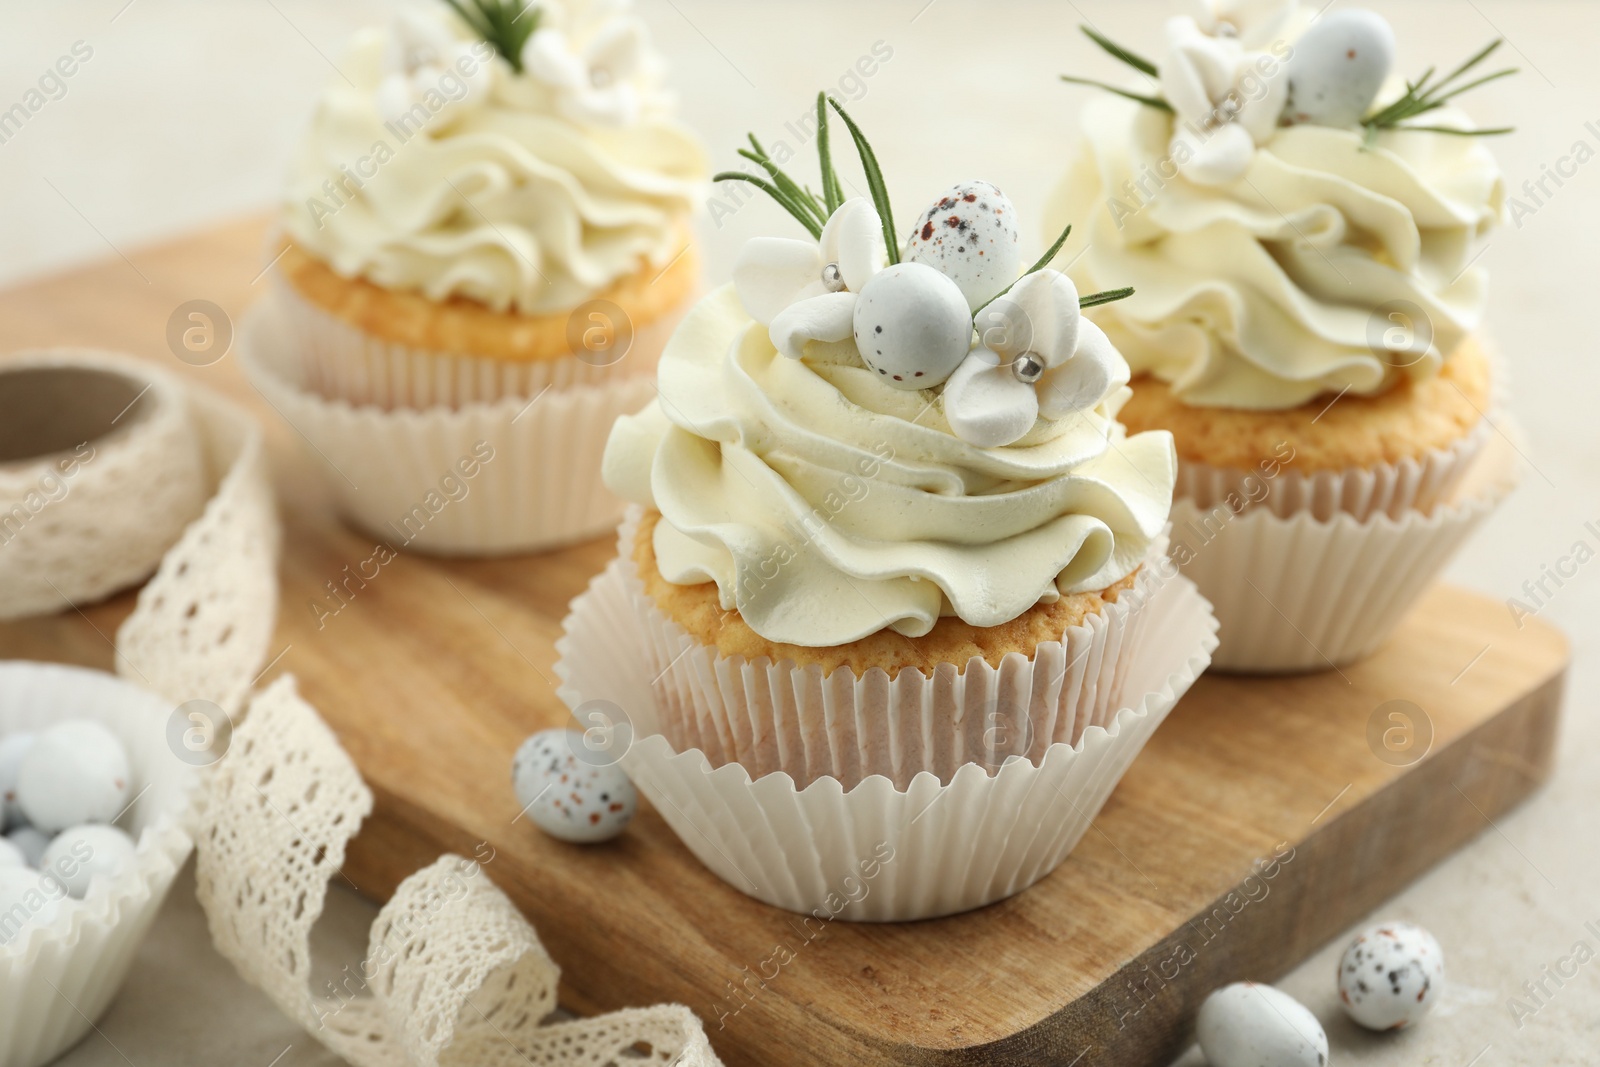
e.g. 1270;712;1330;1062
0;661;200;1067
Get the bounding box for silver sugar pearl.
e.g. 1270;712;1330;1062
1012;353;1045;384
821;262;846;292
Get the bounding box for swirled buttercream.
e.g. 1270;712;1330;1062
1047;94;1503;408
282;4;706;316
603;285;1176;646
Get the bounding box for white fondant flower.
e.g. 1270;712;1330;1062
732;197;887;358
943;272;1128;448
375;11;493;131
1161;14;1289;185
1188;0;1296;47
521;1;661;126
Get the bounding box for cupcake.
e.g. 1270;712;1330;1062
557;96;1218;920
1047;3;1519;670
243;0;707;555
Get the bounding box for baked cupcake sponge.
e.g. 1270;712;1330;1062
1118;336;1492;473
277;226;699;363
633;510;1139;677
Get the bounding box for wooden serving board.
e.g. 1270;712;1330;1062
0;219;1570;1067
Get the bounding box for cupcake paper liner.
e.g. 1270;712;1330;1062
1171;429;1520;673
242;302;655;556
617;510;1167;790
273;274;686;410
0;662;198;1067
556;554;1216;921
1177;415;1492;523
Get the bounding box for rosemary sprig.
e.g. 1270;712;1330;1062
712;171;824;238
712;92;900;252
1081;25;1159;78
971;221;1136;318
739;135;827;228
441;0;541;73
1078;286;1135;309
1059;76;1173;112
815;92;845;217
1362;38;1517;145
827;97;900;264
1062;24;1171;112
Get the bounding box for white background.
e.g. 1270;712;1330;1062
1;1;1595;1064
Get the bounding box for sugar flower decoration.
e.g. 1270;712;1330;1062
1158;13;1289;185
520;0;664;126
733;197;887;359
1188;0;1296;48
719;93;1137;449
375;11;494;130
945;272;1127;448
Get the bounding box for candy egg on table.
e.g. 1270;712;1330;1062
512;728;637;844
0;865;66;945
905;179;1022;310
851;262;973;389
1197;982;1329;1067
1285;8;1396;128
0;837;24;867
7;826;51;868
1338;920;1445;1030
41;825;138;899
15;719;130;833
0;732;34;829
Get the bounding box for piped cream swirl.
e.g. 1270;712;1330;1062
603;285;1176;646
1047;95;1504;408
282;9;706;316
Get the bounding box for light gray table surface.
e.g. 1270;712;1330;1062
2;1;1594;1064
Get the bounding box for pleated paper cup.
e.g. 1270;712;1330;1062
555;556;1217;921
1172;429;1520;673
241;302;654;556
1177;415;1492;523
272;264;688;411
0;662;198;1067
618;512;1169;790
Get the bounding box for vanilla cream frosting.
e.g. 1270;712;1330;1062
603;285;1176;646
283;5;706;316
1047;94;1504;408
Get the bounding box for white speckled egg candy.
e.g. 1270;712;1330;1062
1338;921;1445;1030
7;826;50;867
1197;982;1329;1067
905;180;1022;310
16;720;130;833
0;732;34;829
0;837;25;867
852;263;972;389
41;824;138;898
1286;9;1396;128
512;728;637;844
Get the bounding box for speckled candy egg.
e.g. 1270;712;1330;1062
15;720;130;833
0;732;34;829
852;262;972;389
1338;921;1445;1030
1285;9;1396;128
905;180;1022;311
6;827;50;868
0;837;25;867
1197;982;1329;1067
512;728;637;844
41;824;138;898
